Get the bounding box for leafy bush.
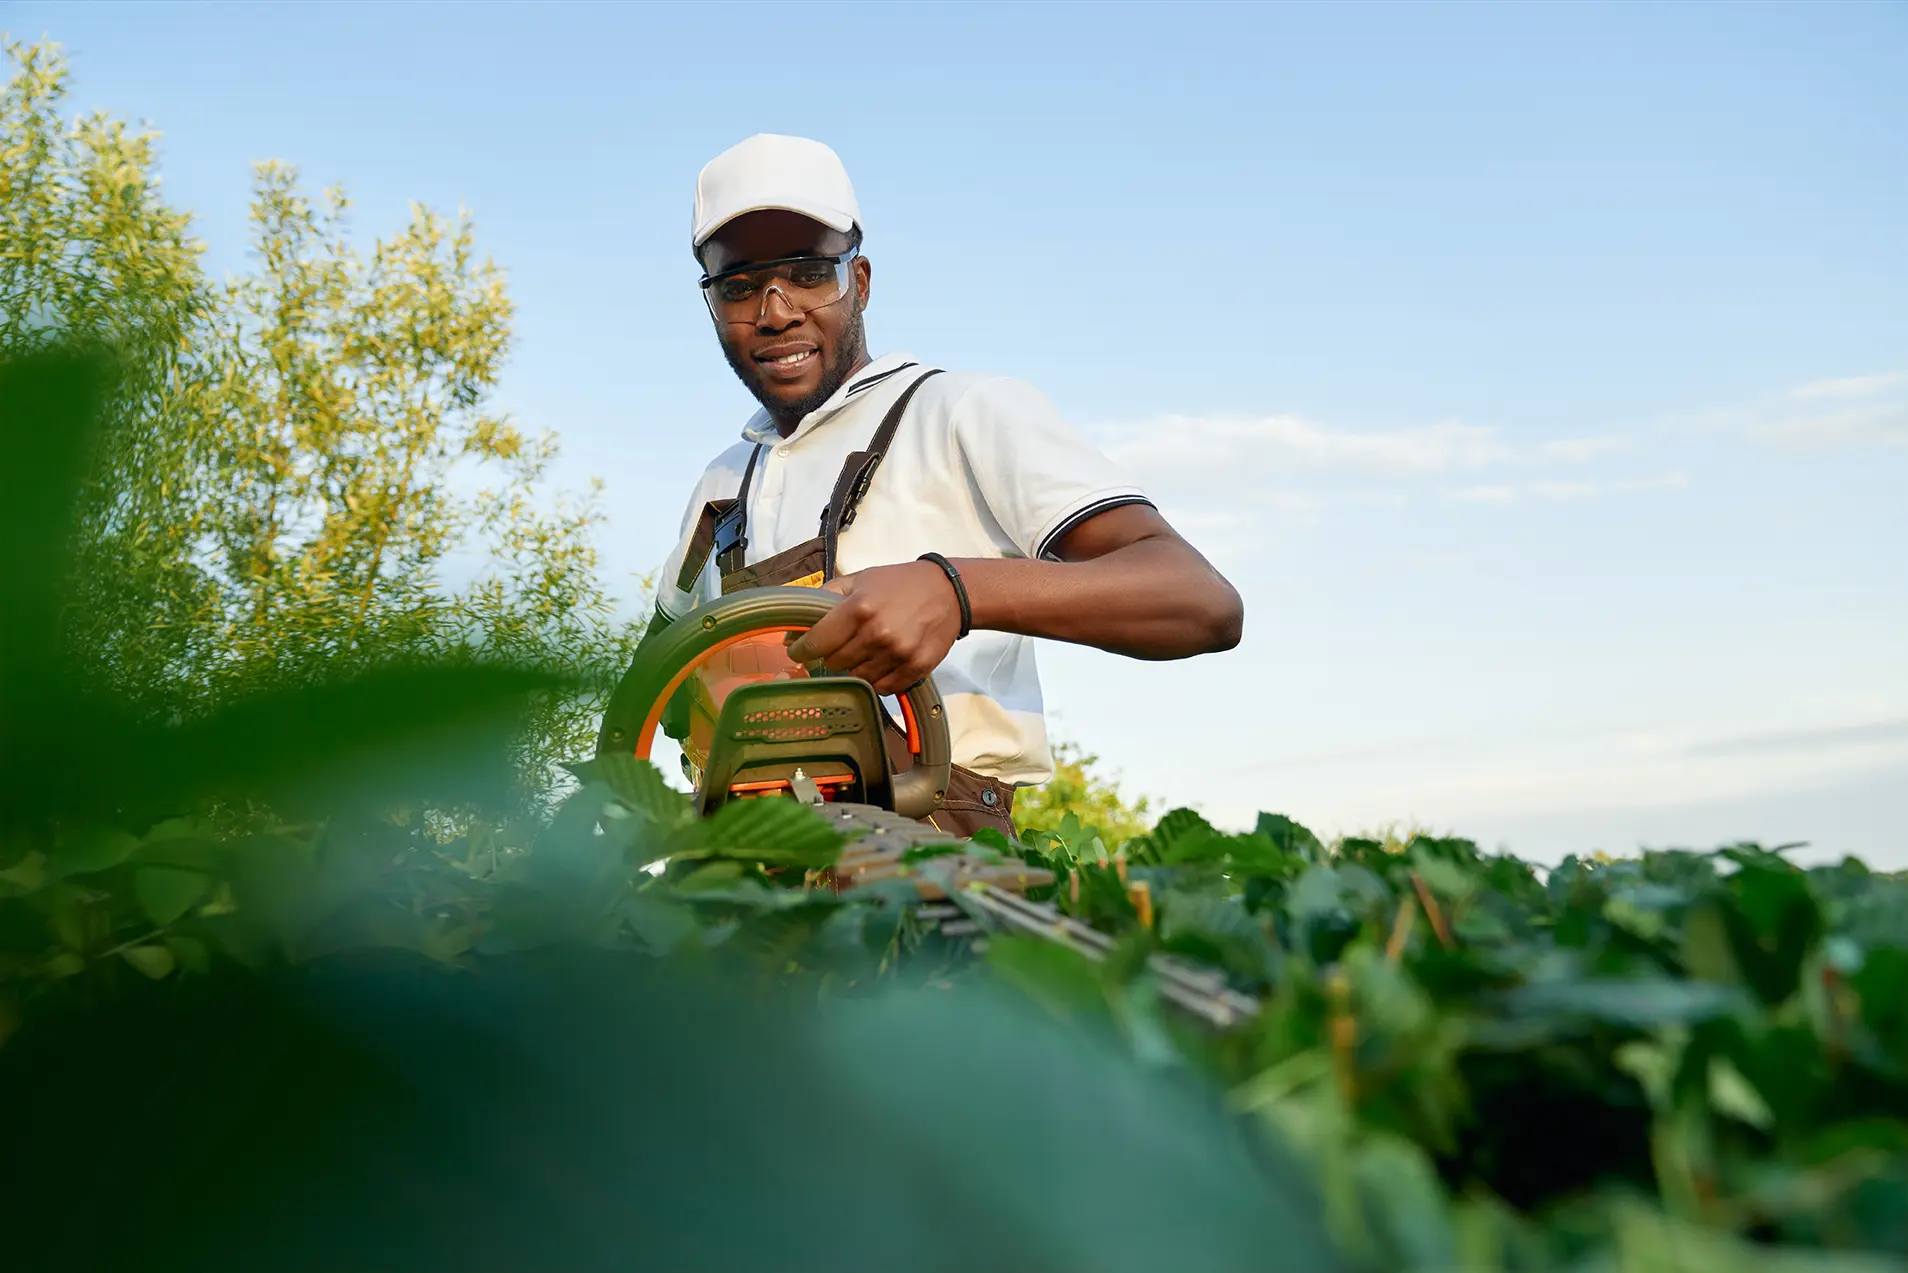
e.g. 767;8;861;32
10;349;1908;1273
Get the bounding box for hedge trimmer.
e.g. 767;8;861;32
594;585;1259;1030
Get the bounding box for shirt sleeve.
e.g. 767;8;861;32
947;376;1154;561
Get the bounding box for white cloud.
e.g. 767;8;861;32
1454;485;1516;503
1752;402;1907;450
1792;371;1905;401
1611;472;1689;493
1094;413;1512;481
1090;407;1695;540
1678;368;1908;452
1531;480;1598;501
1539;435;1630;463
1090;410;1651;521
1445;472;1688;504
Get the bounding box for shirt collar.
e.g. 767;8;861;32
739;350;920;445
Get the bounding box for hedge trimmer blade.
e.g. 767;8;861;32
812;801;1260;1031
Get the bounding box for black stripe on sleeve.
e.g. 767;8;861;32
844;361;920;397
1035;495;1157;561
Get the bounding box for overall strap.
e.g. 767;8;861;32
821;368;945;580
710;443;764;578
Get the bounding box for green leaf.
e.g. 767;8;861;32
1497;978;1750;1029
984;935;1109;1026
669;859;748;893
1682;898;1744;984
42;951;85;979
1287;866;1349;920
1725;862;1825;1005
620;892;698;954
1256;811;1325;860
571;752;694;830
1137;807;1218;863
48;826;139;877
1408;847;1476;904
135;866;209;925
164;935;211;975
1606;894;1669;941
1159;889;1278;987
968;827;1014;854
1616;1034;1685;1111
1708;1055;1775;1131
119;944;176;979
0;347;108;720
697;796;844;868
1353;1133;1459;1271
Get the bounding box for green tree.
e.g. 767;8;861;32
1;37;643;800
1012;736;1155;847
190;161;643;788
1;34;220;709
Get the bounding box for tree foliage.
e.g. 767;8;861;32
0;37;642;796
1;33;218;708
1013;736;1156;846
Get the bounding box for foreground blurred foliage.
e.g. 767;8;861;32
8;33;1908;1273
10;351;1908;1273
1;343;1341;1273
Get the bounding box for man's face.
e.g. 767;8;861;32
700;210;872;426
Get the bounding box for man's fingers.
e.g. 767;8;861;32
878;651;940;696
841;651;905;694
786;608;852;665
784;578;860;663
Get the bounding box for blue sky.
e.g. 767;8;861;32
11;0;1906;862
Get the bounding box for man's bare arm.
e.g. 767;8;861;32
960;503;1242;659
788;505;1244;696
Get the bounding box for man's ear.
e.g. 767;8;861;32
854;255;872;309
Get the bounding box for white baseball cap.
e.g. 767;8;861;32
691;133;861;255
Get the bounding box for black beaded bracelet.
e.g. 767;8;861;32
917;552;972;639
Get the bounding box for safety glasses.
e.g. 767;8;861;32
698;249;858;324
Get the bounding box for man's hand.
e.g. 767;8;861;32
785;561;964;696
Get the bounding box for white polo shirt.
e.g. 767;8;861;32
654;350;1153;786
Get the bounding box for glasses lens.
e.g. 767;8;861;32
704;256;849;322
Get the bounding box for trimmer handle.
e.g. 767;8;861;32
594;586;954;820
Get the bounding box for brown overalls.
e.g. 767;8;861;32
672;365;1019;842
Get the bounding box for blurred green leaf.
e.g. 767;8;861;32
135;867;209;925
48;826;139;877
1257;811;1325;860
984;935;1110;1028
1353;1133;1459;1271
119;944;176;979
1499;977;1750;1029
0;346;107;711
164;935;211;975
1709;1055;1776;1131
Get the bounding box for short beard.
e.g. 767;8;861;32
723;300;867;430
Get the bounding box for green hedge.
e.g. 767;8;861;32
7;346;1908;1273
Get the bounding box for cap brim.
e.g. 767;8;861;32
692;201;857;249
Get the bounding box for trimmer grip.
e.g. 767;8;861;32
594;586;952;820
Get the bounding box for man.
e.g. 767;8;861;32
650;133;1243;839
